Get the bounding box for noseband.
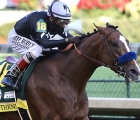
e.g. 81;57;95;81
74;30;135;77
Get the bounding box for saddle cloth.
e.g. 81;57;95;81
0;57;41;112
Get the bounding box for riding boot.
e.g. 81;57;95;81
1;57;29;87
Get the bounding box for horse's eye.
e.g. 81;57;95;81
112;43;118;47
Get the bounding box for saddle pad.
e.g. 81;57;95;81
0;61;11;87
0;57;41;112
0;60;16;112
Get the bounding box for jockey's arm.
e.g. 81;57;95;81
36;32;71;48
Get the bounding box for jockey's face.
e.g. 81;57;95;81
54;18;70;28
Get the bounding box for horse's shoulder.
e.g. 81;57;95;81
40;50;66;63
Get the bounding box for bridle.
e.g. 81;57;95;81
73;30;126;77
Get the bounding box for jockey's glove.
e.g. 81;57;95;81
65;36;80;44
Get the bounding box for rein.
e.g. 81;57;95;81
73;30;127;76
73;44;118;71
101;30;118;65
60;30;128;76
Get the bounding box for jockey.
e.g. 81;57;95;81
1;1;80;88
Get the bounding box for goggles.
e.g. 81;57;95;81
55;18;71;26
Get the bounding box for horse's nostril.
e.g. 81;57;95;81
129;69;139;76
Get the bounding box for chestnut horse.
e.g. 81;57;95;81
0;23;140;120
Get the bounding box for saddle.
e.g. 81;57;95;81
0;56;41;120
0;56;41;88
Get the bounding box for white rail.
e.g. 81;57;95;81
88;97;140;117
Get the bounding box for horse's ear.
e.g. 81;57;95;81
106;22;110;27
93;23;106;35
106;22;118;29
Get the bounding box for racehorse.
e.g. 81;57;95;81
0;23;140;120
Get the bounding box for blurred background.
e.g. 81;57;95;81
0;0;140;43
0;0;140;119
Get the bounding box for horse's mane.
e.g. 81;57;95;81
79;22;118;40
79;29;98;40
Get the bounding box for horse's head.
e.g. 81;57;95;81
93;22;140;82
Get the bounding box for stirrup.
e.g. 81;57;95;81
1;75;15;87
4;64;21;90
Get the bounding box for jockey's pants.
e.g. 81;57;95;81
8;28;42;59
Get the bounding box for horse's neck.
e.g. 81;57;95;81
72;34;102;75
80;34;102;58
56;34;102;89
38;34;102;91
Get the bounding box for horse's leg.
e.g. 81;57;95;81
75;89;89;120
26;72;77;120
26;86;76;120
26;69;88;120
25;76;59;120
0;112;20;120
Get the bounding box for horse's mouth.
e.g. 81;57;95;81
125;68;140;82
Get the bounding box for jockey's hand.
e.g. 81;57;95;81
66;36;80;44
